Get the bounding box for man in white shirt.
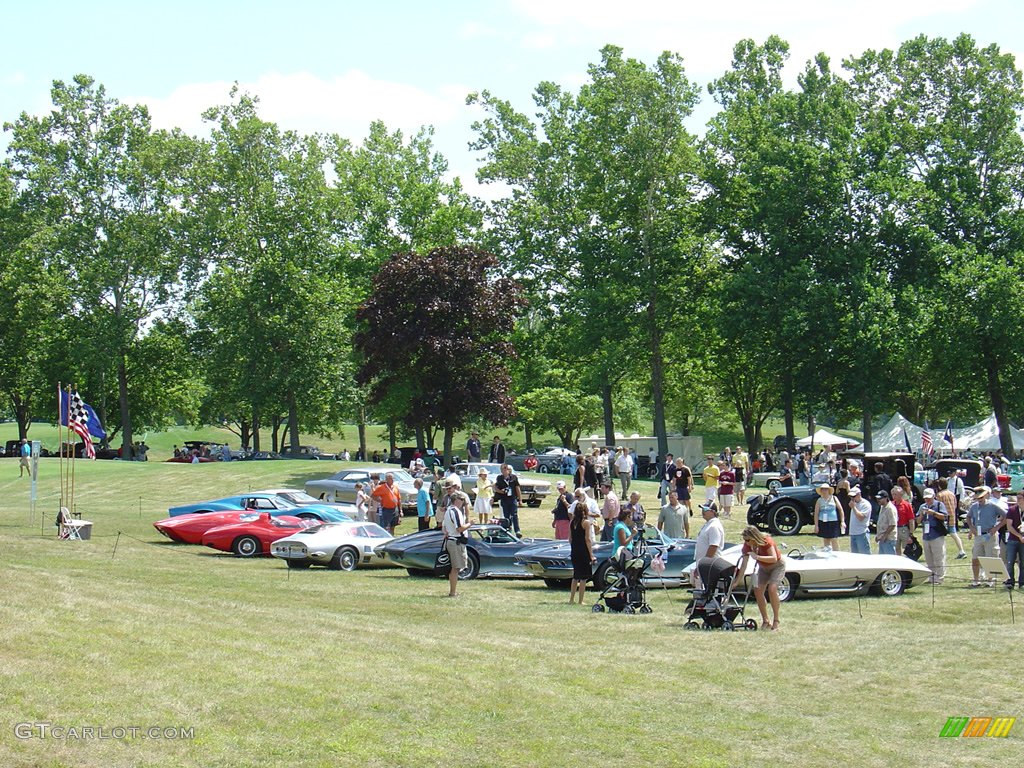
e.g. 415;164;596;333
693;501;725;588
614;448;633;497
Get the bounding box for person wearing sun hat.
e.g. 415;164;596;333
813;483;845;550
967;485;1005;587
473;467;494;524
916;487;948;583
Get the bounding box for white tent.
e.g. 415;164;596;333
872;412;1024;452
796;428;859;448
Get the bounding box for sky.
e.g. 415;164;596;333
2;0;1022;198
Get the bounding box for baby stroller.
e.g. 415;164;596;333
683;555;756;631
592;534;653;614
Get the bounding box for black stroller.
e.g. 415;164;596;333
592;535;653;614
683;555;756;631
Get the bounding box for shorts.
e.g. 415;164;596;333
719;494;735;508
897;526;912;549
756;560;786;588
817;520;841;539
675;486;690;501
379;508;399;529
704;486;717;501
445;539;467;571
972;535;999;559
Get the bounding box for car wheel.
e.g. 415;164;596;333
232;535;261;558
539;465;549;474
330;546;359;571
767;479;781;491
544;578;570;589
872;569;907;597
406;568;433;577
285;559;311;569
526;499;542;508
769;502;803;536
776;573;798;602
458;551;480;580
593;561;615;589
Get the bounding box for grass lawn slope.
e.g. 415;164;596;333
0;457;1018;767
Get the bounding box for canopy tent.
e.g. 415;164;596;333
796;428;859;448
872;412;1024;453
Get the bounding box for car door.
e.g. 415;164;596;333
470;527;527;575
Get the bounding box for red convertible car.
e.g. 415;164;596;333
153;511;307;545
200;513;318;557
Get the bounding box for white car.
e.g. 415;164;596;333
683;544;932;601
271;521;394;571
749;472;782;489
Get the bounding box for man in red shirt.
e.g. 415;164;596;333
892;486;915;557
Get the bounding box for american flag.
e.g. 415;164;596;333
59;387;99;459
921;420;934;456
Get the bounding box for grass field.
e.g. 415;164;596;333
0;456;1019;767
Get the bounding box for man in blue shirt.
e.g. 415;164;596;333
967;486;1006;587
19;439;31;478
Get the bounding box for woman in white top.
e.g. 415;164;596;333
354;482;368;522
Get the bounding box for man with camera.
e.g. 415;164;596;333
442;491;472;598
494;463;523;537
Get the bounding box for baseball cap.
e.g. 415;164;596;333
849;486;862;496
556;480;566;488
875;490;889;500
923;488;935;499
973;485;990;496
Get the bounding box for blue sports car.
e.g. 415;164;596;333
167;493;352;523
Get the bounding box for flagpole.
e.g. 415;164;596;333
70;384;77;515
57;383;64;511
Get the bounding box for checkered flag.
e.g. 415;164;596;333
58;387;103;459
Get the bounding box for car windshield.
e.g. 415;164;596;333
294;523;334;535
473;528;517;544
277;491;320;504
357;524;392;539
462;463;501;476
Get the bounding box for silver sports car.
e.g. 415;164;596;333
683;544;932;601
303;467;424;511
271;521;394;570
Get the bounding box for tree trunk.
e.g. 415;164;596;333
251;409;261;452
984;357;1015;457
806;412;816;440
782;371;795;452
288;392;300;452
117;356;133;460
388;420;396;455
414;425;424;451
648;302;668;458
524;422;534;452
357;405;366;460
742;421;756;453
270;414;281;453
12;396;30;440
861;410;873;452
681;413;690;437
442;426;454;467
753;422;764;452
240;419;251;451
601;379;615;447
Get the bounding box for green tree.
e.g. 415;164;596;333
517;386;602;450
189;90;352;452
846;35;1024;452
4;75;197;456
470;46;703;455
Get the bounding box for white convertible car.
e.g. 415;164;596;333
683;544;932;601
271;521;394;571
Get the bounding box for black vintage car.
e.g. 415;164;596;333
747;452;921;536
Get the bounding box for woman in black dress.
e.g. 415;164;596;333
569;490;596;605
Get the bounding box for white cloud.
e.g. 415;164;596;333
136;70;469;144
521;31;558;49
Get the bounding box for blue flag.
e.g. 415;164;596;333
902;427;912;453
942;421;954;448
58;389;107;439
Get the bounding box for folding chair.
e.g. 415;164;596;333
57;507;91;540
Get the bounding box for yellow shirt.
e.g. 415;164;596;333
476;477;494;500
703;463;720;487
